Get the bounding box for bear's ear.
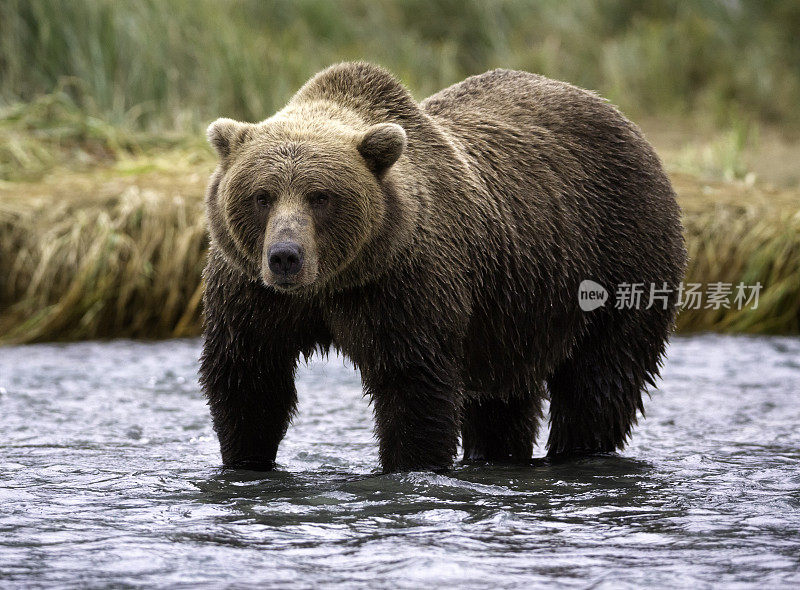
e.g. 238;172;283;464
207;118;250;158
358;123;406;174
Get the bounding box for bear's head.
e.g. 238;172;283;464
205;113;411;293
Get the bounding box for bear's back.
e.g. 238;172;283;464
422;69;556;115
421;69;644;156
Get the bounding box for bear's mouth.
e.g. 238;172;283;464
270;279;305;292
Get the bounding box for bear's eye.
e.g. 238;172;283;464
253;191;271;209
309;191;332;208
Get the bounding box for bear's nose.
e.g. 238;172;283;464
268;242;304;277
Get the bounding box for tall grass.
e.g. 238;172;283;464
674;175;800;333
0;168;209;342
2;0;799;133
0;87;207;181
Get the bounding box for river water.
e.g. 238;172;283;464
1;334;799;588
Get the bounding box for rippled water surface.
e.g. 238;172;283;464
1;335;799;588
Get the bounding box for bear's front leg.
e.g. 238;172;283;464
363;351;462;473
199;249;321;471
200;342;298;470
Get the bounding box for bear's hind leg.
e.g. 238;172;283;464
545;323;665;459
461;384;544;464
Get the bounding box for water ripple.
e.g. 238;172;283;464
0;334;799;587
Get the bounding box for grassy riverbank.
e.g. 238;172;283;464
1;1;799;342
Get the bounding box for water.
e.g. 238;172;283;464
1;335;799;588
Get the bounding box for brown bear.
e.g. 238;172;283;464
199;62;686;473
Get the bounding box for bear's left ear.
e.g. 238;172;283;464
358;123;406;174
207;118;251;158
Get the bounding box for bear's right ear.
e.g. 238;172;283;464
358;123;406;174
207;118;250;158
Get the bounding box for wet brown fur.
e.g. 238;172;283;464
199;62;686;472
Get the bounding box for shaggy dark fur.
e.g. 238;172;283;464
199;62;686;473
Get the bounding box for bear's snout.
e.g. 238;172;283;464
267;242;304;279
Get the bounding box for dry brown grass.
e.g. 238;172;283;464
1;165;798;344
0;156;211;343
672;174;800;334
